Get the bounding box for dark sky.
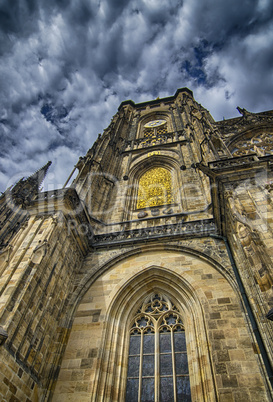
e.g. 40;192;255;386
0;0;273;192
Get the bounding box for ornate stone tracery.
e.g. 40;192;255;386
231;132;273;156
130;293;181;332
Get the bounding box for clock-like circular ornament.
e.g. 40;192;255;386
144;119;166;128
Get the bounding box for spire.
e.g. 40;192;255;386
10;161;52;206
27;161;52;190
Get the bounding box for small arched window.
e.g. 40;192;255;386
137;167;174;209
126;293;191;401
141;119;168;144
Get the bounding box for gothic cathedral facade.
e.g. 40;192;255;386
1;88;273;401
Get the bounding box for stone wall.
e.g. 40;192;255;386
0;214;84;401
1;89;273;401
53;245;270;401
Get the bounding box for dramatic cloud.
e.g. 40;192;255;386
0;0;273;191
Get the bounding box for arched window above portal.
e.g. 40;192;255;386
124;155;184;221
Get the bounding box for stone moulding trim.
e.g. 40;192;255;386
122;130;187;153
215;111;273;135
70;242;237;322
207;154;273;173
92;219;217;248
118;87;193;111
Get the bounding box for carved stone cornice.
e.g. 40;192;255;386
122;130;187;153
92;219;216;248
208;154;260;172
215;111;273;137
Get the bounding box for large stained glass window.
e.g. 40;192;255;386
137;168;174;209
126;294;191;402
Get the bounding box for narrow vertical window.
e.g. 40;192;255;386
126;294;191;402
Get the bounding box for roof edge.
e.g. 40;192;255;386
118;87;193;111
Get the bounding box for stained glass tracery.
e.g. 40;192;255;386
137;167;174;209
231;133;273;157
126;293;191;402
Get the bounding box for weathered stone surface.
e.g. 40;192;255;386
1;89;273;401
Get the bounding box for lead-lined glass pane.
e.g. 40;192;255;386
126;294;191;402
160;332;172;353
175;353;189;374
141;378;155;401
127;356;140;377
160;353;173;376
125;378;138;402
142;354;154;376
143;334;154;354
160;377;174;401
174;331;186;351
129;335;141;355
177;376;191;401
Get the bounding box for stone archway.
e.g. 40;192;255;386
52;249;268;402
91;265;217;402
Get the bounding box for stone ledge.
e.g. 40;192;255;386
92;219;217;248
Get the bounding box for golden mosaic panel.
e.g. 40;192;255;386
137;167;174;209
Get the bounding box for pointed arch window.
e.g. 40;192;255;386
137;168;174;209
126;293;191;402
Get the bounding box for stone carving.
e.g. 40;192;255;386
231;132;273;157
0;244;13;264
92;219;216;247
163;207;173;215
225;190;249;227
0;326;8;346
236;107;253;118
123;130;185;152
209;155;257;170
31;239;48;265
237;223;272;292
215;111;273;135
137;211;148;219
226;190;273;293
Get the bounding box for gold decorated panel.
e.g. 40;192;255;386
137;167;174;209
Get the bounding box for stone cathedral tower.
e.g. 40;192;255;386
1;88;273;401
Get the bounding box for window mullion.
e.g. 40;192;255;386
126;294;191;401
155;326;159;402
138;330;144;402
171;329;177;402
